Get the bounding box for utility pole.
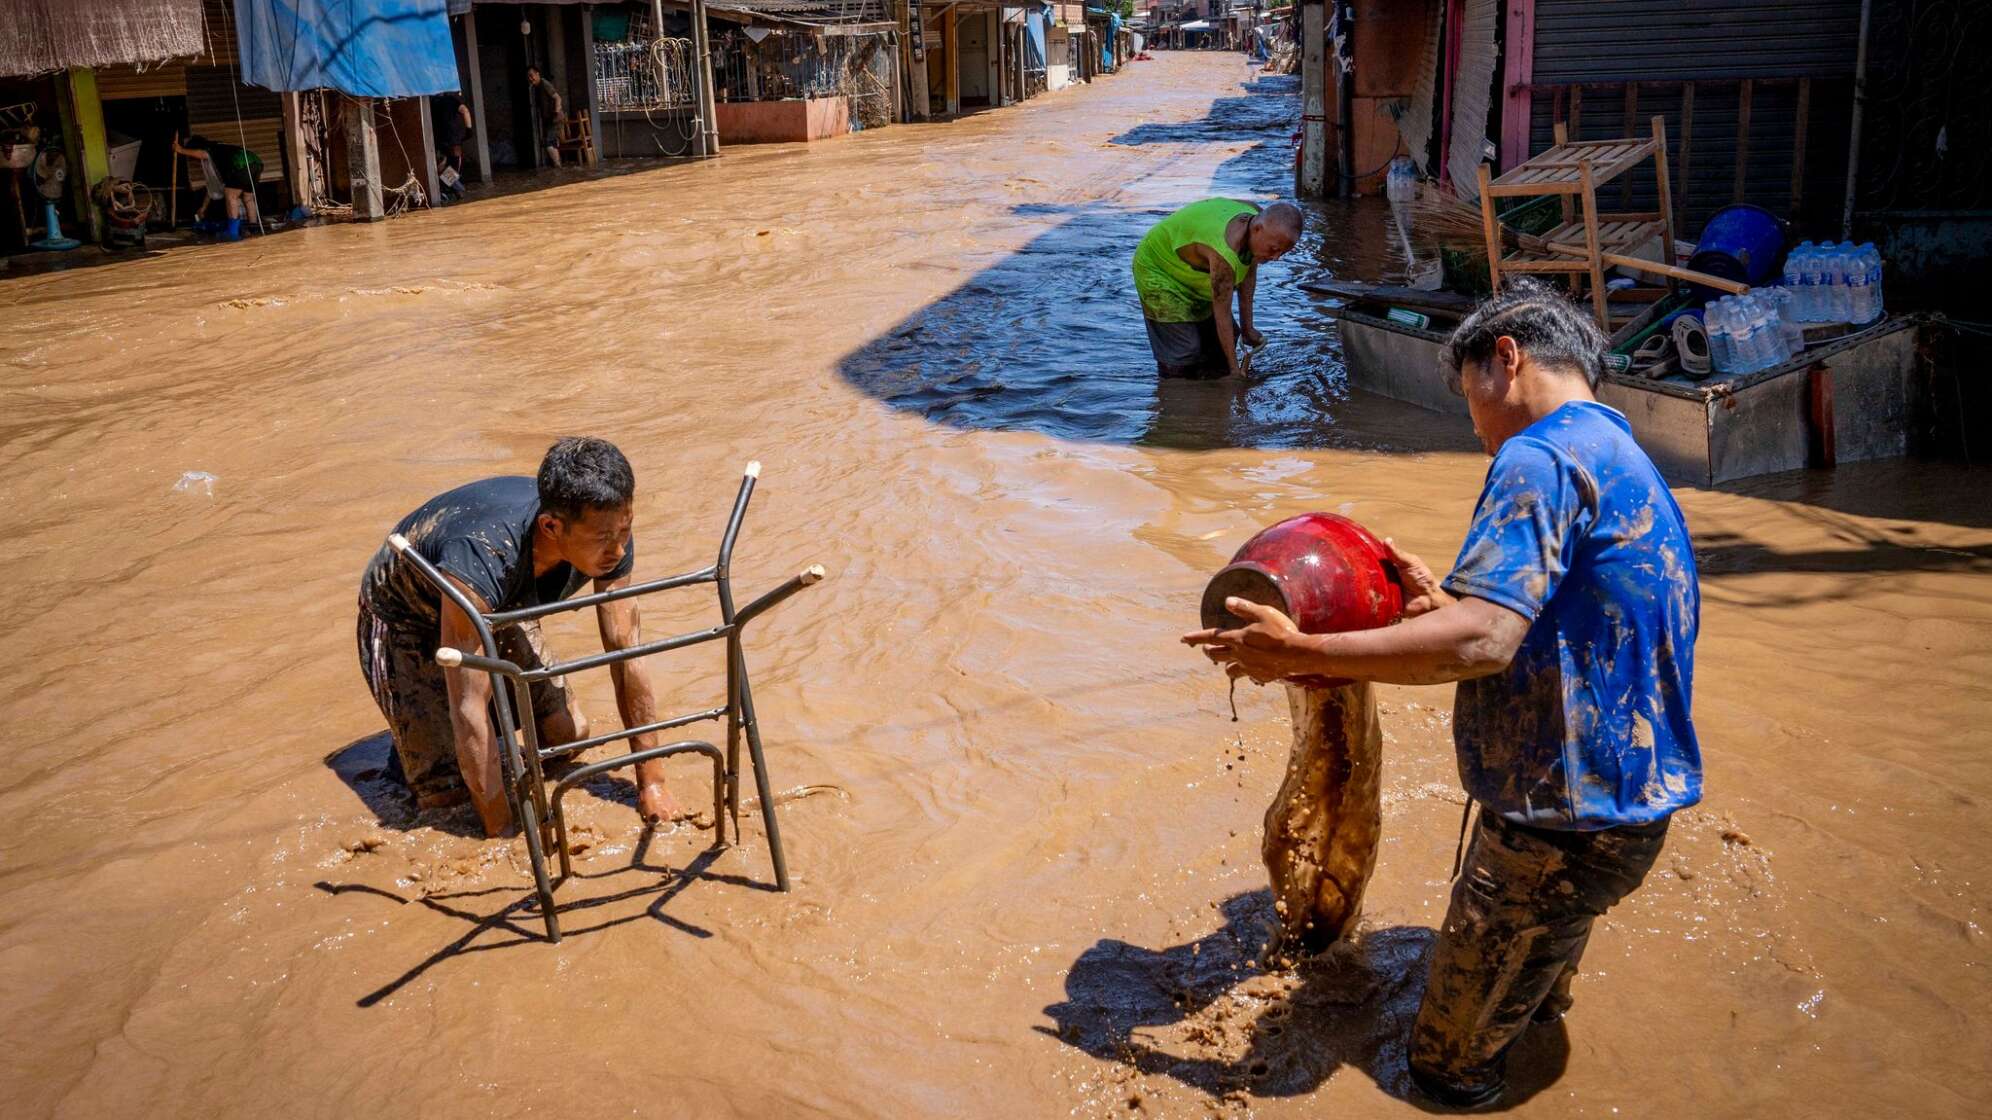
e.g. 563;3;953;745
343;96;385;220
691;0;721;157
1297;0;1325;198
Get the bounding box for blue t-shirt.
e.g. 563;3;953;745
1444;401;1702;829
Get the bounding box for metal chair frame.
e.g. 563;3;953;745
387;462;823;942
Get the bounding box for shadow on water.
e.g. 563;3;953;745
1109;77;1300;148
836;72;1466;452
324;731;694;842
325;732;487;840
1039;891;1569;1111
317;825;778;1008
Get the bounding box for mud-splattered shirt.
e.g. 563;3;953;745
359;476;635;635
1444;401;1701;829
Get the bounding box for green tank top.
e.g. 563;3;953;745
1131;198;1258;322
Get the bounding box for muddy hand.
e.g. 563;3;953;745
1183;596;1314;683
1382;536;1455;618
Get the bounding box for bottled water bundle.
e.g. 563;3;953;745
1780;241;1886;325
1705;291;1805;375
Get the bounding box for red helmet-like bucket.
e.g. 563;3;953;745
1200;514;1406;683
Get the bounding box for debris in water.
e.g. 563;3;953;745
172;470;217;497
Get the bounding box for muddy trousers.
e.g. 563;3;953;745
1408;810;1670;1102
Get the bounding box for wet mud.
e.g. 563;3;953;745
3;53;1991;1119
1262;683;1383;961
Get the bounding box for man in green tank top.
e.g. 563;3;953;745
1132;199;1303;378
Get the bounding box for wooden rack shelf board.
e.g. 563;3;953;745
1485;137;1660;196
1541;217;1666;258
1478;115;1679;329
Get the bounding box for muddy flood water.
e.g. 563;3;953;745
4;54;1991;1119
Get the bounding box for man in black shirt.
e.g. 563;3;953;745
358;438;682;836
526;65;562;168
430;90;473;199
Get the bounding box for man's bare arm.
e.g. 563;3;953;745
1238;264;1259;340
439;579;510;836
1204;247;1243;376
595;576;658;751
1184;594;1531;686
595;575;682;822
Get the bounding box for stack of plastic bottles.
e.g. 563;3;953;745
1704;290;1804;375
1779;241;1886;325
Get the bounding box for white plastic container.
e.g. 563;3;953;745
107;139;142;181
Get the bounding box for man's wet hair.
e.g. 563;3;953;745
1443;280;1610;388
538;437;634;521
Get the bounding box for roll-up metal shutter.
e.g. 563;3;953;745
1524;0;1862;231
97;63;191;101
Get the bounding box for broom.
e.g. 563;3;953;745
1407;188;1554;254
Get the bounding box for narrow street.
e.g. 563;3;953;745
2;51;1989;1119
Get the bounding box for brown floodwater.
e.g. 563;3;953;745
3;53;1990;1119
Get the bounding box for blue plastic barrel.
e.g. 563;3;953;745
1688;204;1787;291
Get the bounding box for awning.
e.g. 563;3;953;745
0;0;204;79
1180;19;1210;30
664;0;896;30
236;0;459;96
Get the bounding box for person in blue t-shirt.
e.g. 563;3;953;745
1184;281;1701;1108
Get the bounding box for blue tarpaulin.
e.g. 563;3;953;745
1025;7;1046;69
234;0;460;97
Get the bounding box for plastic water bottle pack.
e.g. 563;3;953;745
1777;242;1884;326
1705;291;1801;375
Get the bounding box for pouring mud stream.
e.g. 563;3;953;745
1199;513;1404;962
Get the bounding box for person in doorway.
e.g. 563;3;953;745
357;437;687;838
1132;198;1302;378
526;65;563;168
173;133;262;240
1184;281;1702;1108
431;90;473;200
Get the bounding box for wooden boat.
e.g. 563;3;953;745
1309;281;1919;487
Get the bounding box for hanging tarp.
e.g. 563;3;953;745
1025;8;1047;69
0;0;205;79
233;0;459;96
